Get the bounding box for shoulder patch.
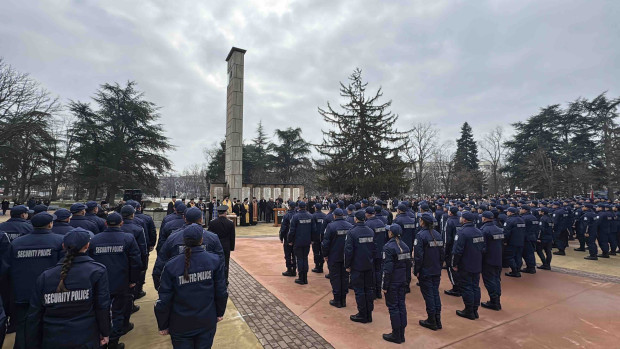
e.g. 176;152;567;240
414;239;418;246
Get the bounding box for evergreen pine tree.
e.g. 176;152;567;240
455;122;479;171
316;68;409;197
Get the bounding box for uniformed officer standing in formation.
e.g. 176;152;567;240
443;206;461;297
537;207;554;268
280;202;297;277
156;202;187;253
0;205;33;242
311;203;327;274
322;208;353;308
88;212;142;349
69;203;100;234
51;208;75;236
154;225;228;349
503;207;525;278
381;224;410;344
26;229;111;348
287;201;314;285
8;211;64;348
480;211;504;310
85;201;106;233
345;210;376;323
519;205;539;274
393;204;416;293
120;205;148;307
451;211;485;320
414;213;444;331
364;207;387;300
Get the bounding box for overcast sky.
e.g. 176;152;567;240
2;0;619;171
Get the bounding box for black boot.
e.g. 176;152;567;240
341;297;347;307
132;304;140;313
282;268;296;277
329;299;342;308
108;339;125;349
325;273;330;279
304;272;309;284
121;322;134;335
375;291;382;300
350;313;370;323
419;313;438;331
584;255;598;260
610;251;617;256
295;272;304;285
598;253;610;258
520;268;536;274
382;328;402;344
435;314;442;329
505;270;521;278
537;264;551;270
474;307;479;319
444;288;461;297
312;266;323;273
481;297;501;311
574;247;586;252
400;326;406;342
456;307;476;320
553;250;566;256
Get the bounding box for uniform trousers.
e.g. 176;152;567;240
536;241;553;266
311;240;323;268
481;263;502;299
458;270;481;308
522;240;537;269
385;283;407;330
328;262;349;303
171;327;216;349
504;245;523;273
598;231;610;254
418;275;441;315
294;246;310;273
111;292;130;340
373;258;383;297
12;303;28;349
283;242;296;270
351;269;374;319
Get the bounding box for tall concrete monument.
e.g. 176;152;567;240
224;47;246;200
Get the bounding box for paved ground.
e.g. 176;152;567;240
232;236;620;349
4;213;620;348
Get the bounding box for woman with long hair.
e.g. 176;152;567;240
26;227;111;348
155;224;228;348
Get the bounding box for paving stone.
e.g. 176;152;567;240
229;259;334;348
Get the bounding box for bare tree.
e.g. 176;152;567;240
405;122;438;196
479;126;505;194
431;141;456;194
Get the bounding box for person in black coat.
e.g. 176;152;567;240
208;206;236;284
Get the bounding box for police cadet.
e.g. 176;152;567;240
0;205;33;242
322;208;354;308
51;208;74;236
611;205;619;255
443;206;461;297
287;201;314;285
345;210;376;323
26;229;111;348
552;202;569;255
157;202;187;253
375;204;387;225
69;203;100;235
503;207;526;278
120;205;147;303
154;211;224;291
536;207;554;269
595;203;612;258
89;212;142;349
85;201;106;233
346;205;356;224
154;224;228;349
133;201;157;253
365;207;387;299
8;211;64;348
280;202;297;277
452;211;485;320
414;213;444;331
311;203;327;274
519;205;538;274
207;206;235;284
582;203;599;260
480;211;503;311
393;204;416;293
382;225;411;344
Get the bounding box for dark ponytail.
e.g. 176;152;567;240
57;250;77;292
183;237;202;281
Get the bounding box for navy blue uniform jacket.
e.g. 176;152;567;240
321;218;353;264
344;223;375;271
155;248;228;334
382;238;411;289
452;223;485;273
26;254;111;348
481;221;503;266
414;228;444;276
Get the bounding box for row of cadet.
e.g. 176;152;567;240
0;200;230;349
274;196;613;345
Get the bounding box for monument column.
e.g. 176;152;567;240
225;47;246;200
